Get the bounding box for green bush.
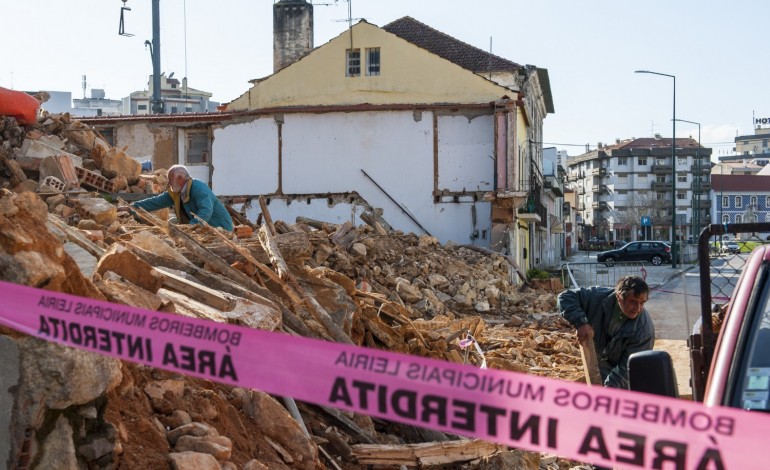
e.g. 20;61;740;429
527;268;550;280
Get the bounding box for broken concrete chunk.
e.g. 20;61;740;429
95;243;163;293
101;146;141;185
75;196;118;225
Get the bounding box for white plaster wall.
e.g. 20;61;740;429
437;114;494;192
212;118;279;195
281;111;437;236
214;110;493;246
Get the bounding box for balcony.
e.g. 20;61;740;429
592;201;608;210
592;184;609;194
690;164;710;173
651;181;671;191
579;203;586;211
696;199;712;208
692;181;711;192
544;175;563;197
590;167;608;177
578;187;586;195
651;164;672;175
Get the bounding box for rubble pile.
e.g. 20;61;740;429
0;111;589;469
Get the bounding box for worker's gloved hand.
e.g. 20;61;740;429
577;324;594;343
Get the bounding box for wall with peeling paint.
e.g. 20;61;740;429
229;21;512;110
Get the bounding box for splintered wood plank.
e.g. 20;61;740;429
351;439;503;466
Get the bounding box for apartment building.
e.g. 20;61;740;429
566;136;712;243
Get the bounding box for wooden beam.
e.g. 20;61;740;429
157;267;236;312
579;337;603;385
351;439;503;466
47;213;105;258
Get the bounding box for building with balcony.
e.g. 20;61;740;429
566;136;712;242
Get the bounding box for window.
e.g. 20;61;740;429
365;47;380;76
735;196;742;208
677;193;686;200
723;214;730;224
657;176;666;183
171;106;178;113
766;196;770;207
657;193;665;200
618;157;628;165
638;157;647;166
618;175;628;184
736;214;743;224
96;128;115;147
138;104;147;110
764;139;768;148
751;196;758;207
722;196;729;208
186;131;210;164
677;175;687;183
346;49;361;77
678;157;687;166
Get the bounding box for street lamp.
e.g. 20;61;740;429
673;118;700;240
636;70;677;268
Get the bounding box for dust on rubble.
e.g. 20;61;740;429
0;111;592;469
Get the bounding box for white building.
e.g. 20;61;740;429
566;136;711;243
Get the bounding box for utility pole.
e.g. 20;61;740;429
150;0;163;114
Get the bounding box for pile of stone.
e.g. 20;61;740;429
0;111;589;469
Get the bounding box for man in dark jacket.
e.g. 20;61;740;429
557;275;654;389
121;165;234;231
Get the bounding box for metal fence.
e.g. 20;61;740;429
692;223;770;400
561;261;646;289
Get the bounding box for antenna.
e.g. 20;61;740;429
82;75;87;99
118;0;134;37
488;37;492;80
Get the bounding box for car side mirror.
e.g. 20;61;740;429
628;350;679;398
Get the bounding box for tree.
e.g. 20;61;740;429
610;192;668;240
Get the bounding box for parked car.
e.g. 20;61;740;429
596;240;671;266
722;241;741;254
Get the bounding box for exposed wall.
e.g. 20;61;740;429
211;109;493;246
115;124;175;168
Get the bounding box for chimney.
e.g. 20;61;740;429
654;133;662;140
273;0;313;73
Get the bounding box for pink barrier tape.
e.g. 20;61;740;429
0;280;767;469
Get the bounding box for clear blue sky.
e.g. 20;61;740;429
3;0;768;159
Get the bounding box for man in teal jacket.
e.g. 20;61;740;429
124;165;234;231
557;275;654;389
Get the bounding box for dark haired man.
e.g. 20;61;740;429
557;275;654;389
